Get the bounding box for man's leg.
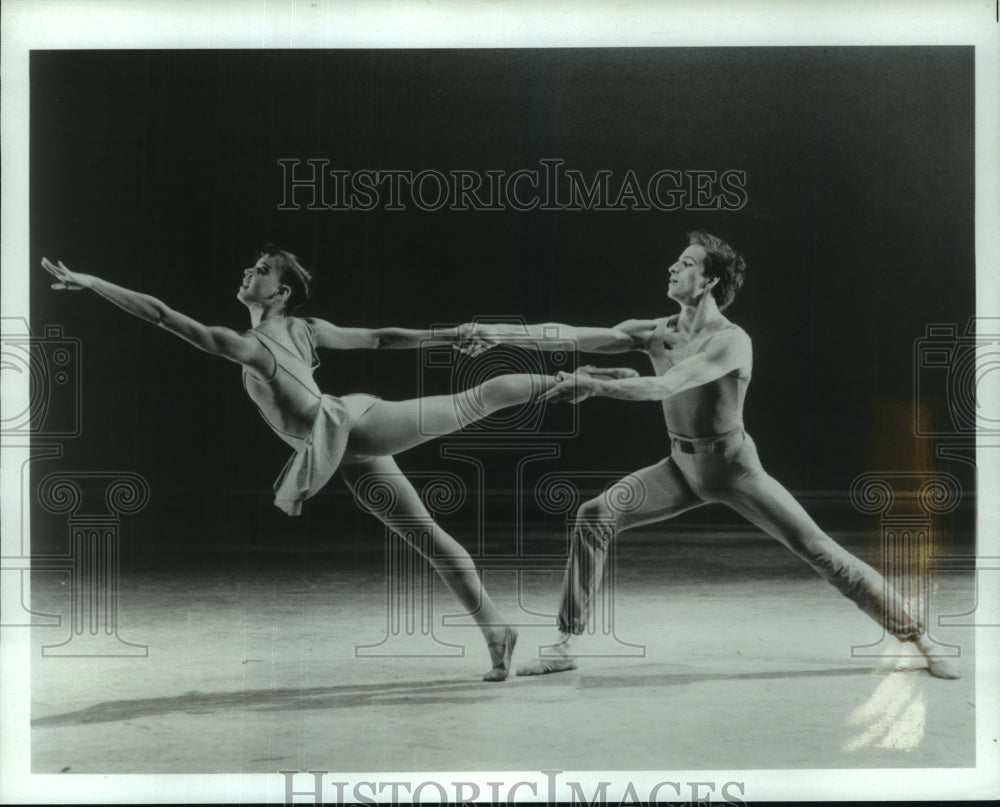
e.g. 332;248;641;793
341;456;516;682
345;374;554;458
518;457;703;675
721;464;959;679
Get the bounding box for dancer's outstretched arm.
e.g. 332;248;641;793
41;258;267;370
542;328;751;403
305;317;480;352
467;319;659;354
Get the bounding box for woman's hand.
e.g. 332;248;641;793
41;258;93;291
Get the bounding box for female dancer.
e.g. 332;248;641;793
42;247;550;681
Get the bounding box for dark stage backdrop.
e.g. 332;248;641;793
29;48;975;557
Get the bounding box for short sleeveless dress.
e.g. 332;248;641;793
242;317;379;516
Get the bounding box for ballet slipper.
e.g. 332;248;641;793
909;635;961;680
516;636;578;676
482;626;518;682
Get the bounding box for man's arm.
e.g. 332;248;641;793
305;317;470;350
473;319;659;354
544;328;751;403
42;258;263;368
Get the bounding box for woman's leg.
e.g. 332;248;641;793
340;455;516;680
346;373;554;458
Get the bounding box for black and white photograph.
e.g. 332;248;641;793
2;1;998;803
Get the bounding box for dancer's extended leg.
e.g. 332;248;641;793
346;373;554;458
719;469;960;679
341;455;516;682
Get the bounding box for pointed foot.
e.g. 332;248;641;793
926;655;962;680
910;636;962;680
482;626;518;682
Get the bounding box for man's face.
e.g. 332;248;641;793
237;255;284;305
666;244;712;304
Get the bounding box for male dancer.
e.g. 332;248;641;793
41;248;556;682
473;231;958;680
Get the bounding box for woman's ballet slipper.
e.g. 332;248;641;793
482;626;518;682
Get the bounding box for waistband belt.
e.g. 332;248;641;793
669;428;744;455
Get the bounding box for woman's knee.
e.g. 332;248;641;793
478;374;542;409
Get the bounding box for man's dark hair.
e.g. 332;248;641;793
687;231;746;311
259;244;312;313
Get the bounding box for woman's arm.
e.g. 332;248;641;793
305;317;473;350
470;319;659;354
42;258;266;369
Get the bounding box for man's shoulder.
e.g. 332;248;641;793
693;322;751;363
715;317;748;337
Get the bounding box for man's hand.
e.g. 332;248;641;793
41;258;93;291
540;365;639;404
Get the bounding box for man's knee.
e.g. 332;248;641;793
577;495;615;520
575;497;619;541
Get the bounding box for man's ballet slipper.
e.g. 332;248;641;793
516;639;578;676
910;636;961;680
516;656;578;676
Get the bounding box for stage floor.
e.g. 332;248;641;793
28;532;976;773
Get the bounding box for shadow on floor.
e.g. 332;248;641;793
32;663;889;727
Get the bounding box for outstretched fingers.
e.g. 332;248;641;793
41;257;82;291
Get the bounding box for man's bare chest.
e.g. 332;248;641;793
646;323;718;373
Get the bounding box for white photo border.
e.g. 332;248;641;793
2;0;998;803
